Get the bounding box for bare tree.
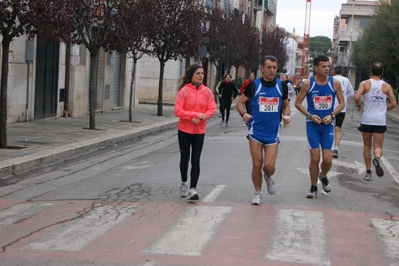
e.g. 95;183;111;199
205;1;231;80
34;0;126;129
261;27;288;72
0;0;36;149
141;0;206;116
109;0;146;122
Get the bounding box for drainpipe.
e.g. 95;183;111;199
63;44;71;117
25;61;30;122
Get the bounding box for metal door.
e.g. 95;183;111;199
34;36;59;119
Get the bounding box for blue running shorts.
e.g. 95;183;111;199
249;134;280;146
306;122;334;150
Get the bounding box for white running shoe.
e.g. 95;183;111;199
219;120;224;126
187;188;199;200
363;172;372;181
264;176;277;195
179;183;188;197
251;194;262;205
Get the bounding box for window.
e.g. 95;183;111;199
359;19;370;29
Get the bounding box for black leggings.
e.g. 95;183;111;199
220;98;233;122
178;130;205;189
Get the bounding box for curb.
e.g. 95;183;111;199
0;119;178;179
387;112;399;123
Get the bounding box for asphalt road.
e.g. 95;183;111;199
0;97;398;266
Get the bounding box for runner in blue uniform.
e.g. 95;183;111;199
295;55;345;199
236;55;291;205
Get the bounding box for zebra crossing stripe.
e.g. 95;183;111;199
23;205;136;251
371;218;399;264
201;185;226;202
0;203;52;230
265;209;331;266
143;206;231;256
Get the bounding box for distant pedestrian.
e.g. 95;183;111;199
280;74;295;127
236;55;291;205
354;62;397;181
215;74;227;118
295;55;345;199
218;74;238;127
239;72;255;115
332;65;355;158
175;64;216;200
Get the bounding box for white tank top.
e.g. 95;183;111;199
361;79;387;126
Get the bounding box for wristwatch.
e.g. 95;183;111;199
330;113;335;120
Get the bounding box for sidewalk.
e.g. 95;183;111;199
0;104;179;178
0;102;398;179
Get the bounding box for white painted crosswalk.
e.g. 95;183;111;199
265;209;330;265
0;202;397;265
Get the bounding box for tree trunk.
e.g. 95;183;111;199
129;58;137;122
0;40;10;149
88;51;99;129
157;60;166;116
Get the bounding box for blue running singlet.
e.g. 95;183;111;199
247;78;283;145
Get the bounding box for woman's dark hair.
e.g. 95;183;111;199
179;64;203;90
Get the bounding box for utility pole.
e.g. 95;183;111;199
301;0;311;78
348;0;355;80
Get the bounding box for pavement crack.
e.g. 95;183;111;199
1;213;83;253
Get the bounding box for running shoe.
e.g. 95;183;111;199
264;175;277;195
363;172;372;181
219;120;224;126
306;185;318;199
251;193;262;205
318;173;331;193
372;157;384;177
333;150;338;158
225;122;229;127
179;183;188;197
187;188;199;200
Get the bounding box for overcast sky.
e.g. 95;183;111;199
275;0;349;39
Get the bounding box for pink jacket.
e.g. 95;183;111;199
175;83;216;134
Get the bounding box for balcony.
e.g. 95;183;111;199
254;0;276;15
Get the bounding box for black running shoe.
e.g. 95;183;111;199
318;173;331;193
372;157;384;177
333;150;338;158
306;185;318;199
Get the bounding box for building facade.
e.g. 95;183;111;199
333;0;378;89
4;0;278;124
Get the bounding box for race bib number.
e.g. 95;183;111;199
313;96;332;110
259;97;279;112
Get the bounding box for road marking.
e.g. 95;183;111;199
0;204;52;230
371;218;399;264
143;206;231;256
202;185;226;202
381;157;399;185
265;209;330;265
297;168;341;180
332;160;366;174
24;205;136;251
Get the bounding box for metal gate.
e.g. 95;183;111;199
34;36;59;119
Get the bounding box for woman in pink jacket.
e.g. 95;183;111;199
175;64;216;201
